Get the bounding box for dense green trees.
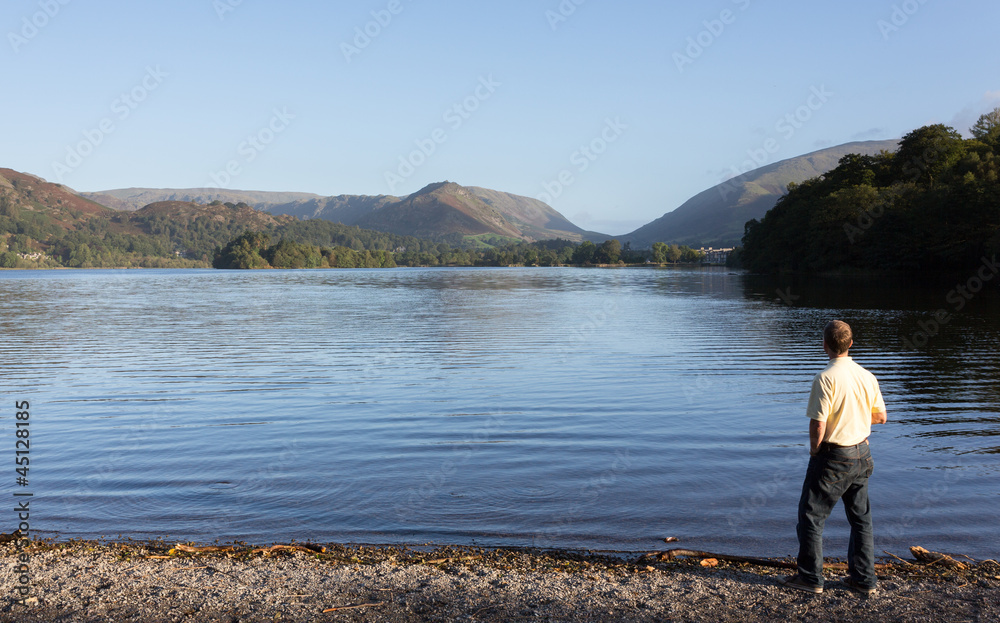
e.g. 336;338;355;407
894;124;965;187
649;241;704;264
971;108;1000;143
572;241;597;265
593;239;621;264
740;110;1000;273
213;231;271;269
0;193;19;220
265;239;323;269
209;231;714;270
650;242;668;263
214;234;396;270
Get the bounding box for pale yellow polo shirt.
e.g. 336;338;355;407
806;356;886;446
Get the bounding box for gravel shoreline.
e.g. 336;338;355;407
2;541;998;622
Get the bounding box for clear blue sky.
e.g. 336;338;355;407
3;0;998;234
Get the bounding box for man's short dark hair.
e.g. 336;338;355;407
824;320;853;355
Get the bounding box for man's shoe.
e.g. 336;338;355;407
780;574;823;594
844;577;877;596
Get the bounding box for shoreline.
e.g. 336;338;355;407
3;539;998;622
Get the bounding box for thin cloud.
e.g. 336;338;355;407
950;91;1000;137
851;128;888;140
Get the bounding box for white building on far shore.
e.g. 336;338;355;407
698;247;734;265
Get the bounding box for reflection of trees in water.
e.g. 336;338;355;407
890;316;1000;455
738;273;1000;455
735;274;906;356
738;272;1000;312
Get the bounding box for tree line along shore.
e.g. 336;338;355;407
735;109;1000;274
210;231;708;270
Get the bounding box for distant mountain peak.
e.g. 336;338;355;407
619;139;900;248
82;180;608;243
416;180;456;193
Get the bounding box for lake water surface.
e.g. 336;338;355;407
1;267;998;557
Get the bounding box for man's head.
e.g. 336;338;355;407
823;320;853;356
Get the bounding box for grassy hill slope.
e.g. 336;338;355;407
84;182;604;243
620;140;900;248
83;188;322;211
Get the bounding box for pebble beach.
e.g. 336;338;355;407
2;541;998;622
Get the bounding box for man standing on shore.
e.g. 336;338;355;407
782;320;887;595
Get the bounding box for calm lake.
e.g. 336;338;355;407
1;267;998;557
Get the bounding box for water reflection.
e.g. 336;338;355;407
0;268;996;557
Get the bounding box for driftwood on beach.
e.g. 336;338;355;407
910;546;969;570
639;547;936;571
170;543;327;556
154;540;985;576
640;549;800;569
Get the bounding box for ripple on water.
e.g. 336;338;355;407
2;268;998;556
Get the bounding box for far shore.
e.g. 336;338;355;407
0;262;723;271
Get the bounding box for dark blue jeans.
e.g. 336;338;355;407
795;442;876;589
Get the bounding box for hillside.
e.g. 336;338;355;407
740;120;1000;273
123;201;299;260
2;167;576;269
1;168;113;229
620;140;900;248
85;182;603;243
260;193;400;225
82;188;322;212
133;200;295;231
0;169;308;267
354;181;523;239
467;186;595;242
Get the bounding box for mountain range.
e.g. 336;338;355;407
84;181;604;244
4;138;903;253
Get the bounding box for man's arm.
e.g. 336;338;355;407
872;409;887;425
809;419;826;456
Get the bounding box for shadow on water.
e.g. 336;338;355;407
740;271;1000;453
741;271;1000;312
